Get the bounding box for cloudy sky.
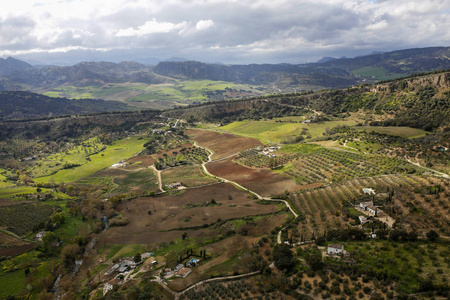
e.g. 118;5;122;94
1;0;449;65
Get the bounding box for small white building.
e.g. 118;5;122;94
103;279;121;296
166;182;183;189
327;244;344;255
35;231;46;241
359;215;369;224
359;201;373;210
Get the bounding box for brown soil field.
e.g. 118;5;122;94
0;232;35;257
207;157;302;197
0;199;32;207
185;129;262;159
126;155;156;168
104;183;278;244
0;243;35;257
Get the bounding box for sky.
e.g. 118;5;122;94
0;0;449;65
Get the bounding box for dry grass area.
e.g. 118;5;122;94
185;129;262;159
104;183;278;244
207;157;302;197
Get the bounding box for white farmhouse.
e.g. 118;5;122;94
327;244;344;255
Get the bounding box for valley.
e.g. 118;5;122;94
0;67;448;300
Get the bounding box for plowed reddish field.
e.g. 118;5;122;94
104;183;278;244
185;129;262;159
207;157;301;197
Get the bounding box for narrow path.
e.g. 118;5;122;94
174;271;260;299
149;165;165;193
405;157;450;179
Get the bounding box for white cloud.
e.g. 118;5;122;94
0;0;449;64
116;18;188;37
196;19;215;31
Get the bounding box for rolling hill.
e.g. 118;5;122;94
0;91;132;121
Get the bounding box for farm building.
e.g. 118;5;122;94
366;205;382;215
359;216;369;224
327;244;344;255
166;182;183;189
35;231;46;241
103;279;121;296
177;267;192;278
359;201;373;209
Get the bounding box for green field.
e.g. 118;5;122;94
43;80;264;110
0;169;15;189
35;136;148;183
111;169;159;194
0;187;40;198
346;140;383;153
350;66;404;80
0;270;26;298
220;119;360;143
161;165;217;188
29;137;105;178
220;121;303;143
355;126;427;138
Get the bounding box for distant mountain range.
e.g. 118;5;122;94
0;46;449;94
0;57;33;76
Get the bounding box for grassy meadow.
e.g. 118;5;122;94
161;165;218;188
34;136;148;184
355;126;427;138
43;80;264;109
219;118;362;143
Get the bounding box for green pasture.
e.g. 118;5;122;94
346;140;383;153
161;165;217;188
0;186;39;198
35;136;148;183
111;169;159;194
0;270;26;298
304;120;359;138
350;67;404;80
355;126;427;138
220;121;303;143
0;169;15;188
220;119;360;143
280;143;322;154
29;138;105;178
43;80;264;109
